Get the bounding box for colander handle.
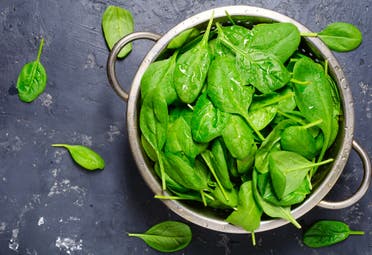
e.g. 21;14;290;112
107;32;162;102
318;140;371;209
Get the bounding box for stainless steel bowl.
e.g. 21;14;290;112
107;6;371;233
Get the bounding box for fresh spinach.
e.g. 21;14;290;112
128;221;192;252
226;181;262;246
51;144;105;171
102;5;134;58
16;38;47;103
173;14;213;103
303;220;364;248
167;28;200;49
302;22;362;52
140;90;168;190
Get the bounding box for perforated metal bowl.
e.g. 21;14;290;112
107;6;371;233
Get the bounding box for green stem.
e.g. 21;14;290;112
201;11;214;46
200;190;207;207
128;233;146;238
225;10;236;25
349;230;365;235
286;158;334;173
276;110;307;125
242;113;265;141
290;78;310;85
154;195;188;200
156;151;167;191
302;119;323;129
251;232;256;246
249;92;295;111
300;32;318;37
201;152;229;201
36;37;45;62
324;59;329;75
51;144;70;148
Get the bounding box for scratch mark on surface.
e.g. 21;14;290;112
216;234;231;255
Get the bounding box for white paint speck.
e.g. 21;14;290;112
106;125;121;142
51;168;60;177
8;229;19;251
0;222;6;233
47;179;86;207
2;177;7;182
37;217;45;226
0;136;23;152
55;237;83;254
81;134;93;147
359;81;369;96
39;93;53;108
53;149;67;164
84;53;96;69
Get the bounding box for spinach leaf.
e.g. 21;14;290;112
222;114;257;160
167;28;200;49
269;151;333;199
207;54;264;140
141;52;178;104
140;91;168;190
154;162;189;194
128;221;192;252
16;38;47;103
102;5;134;58
191;93;230;143
303;220;364;248
165;115;207;162
292;57;339;170
211;139;233;190
211;184;239;209
220;24;253;51
252;170;301;229
226;181;262;246
173;14;213;103
164;153;208;191
141;135;157;162
255;119;295;174
51;144;105;171
249;22;301;63
303;22;362;52
248;105;277;131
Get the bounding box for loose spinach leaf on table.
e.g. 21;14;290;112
51;144;105;171
17;38;47;103
128;221;192;253
303;220;364;248
102;5;134;58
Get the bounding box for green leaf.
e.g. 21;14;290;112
303;220;364;248
318;22;362;52
191;93;230;143
167;28;200;49
292;57;339;171
141;52;178;104
51;144;105;171
173;14;213;103
17;38;47;103
226;181;262;246
269;151;333;199
249;22;301;63
102;5;134;58
140;91;168;190
222;114;257;160
128;221;192;253
252;170;301;229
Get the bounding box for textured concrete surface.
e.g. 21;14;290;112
0;0;371;254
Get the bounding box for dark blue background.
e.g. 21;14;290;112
0;0;371;254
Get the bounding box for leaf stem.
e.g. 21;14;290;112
349;230;365;235
156;151;167;191
201;11;214;46
36;37;45;63
290;78;311;85
242;113;265;141
286;158;334;173
300;32;318;37
250;92;295;111
201;152;229;201
154;195;187;200
302;119;323;129
225;10;236;25
200;190;207;206
251;232;256;246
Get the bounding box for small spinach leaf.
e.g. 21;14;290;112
303;220;364;248
128;221;192;252
17;38;47;103
102;5;134;58
168;28;200;49
51;144;105;170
